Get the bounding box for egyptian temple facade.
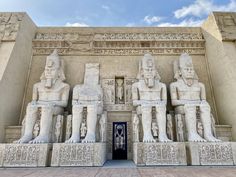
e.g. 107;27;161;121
0;12;236;167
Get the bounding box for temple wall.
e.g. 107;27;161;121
202;12;236;140
0;13;36;142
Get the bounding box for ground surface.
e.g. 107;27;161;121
0;161;235;177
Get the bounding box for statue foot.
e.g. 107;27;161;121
188;134;206;142
159;134;172;143
204;135;221;142
82;134;95;143
65;136;80;143
29;135;49;144
13;135;32;144
143;135;156;143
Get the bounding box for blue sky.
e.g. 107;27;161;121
0;0;235;27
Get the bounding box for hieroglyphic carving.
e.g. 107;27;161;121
94;33;204;41
51;143;106;166
214;12;236;40
133;142;187;165
102;79;115;104
32;32;205;55
0;13;24;41
199;143;234;165
0;144;50;167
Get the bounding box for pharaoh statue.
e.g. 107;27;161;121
66;63;103;143
15;49;70;144
170;53;220;142
132;53;171;142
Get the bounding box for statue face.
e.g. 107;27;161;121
143;59;155;79
45;66;58;79
180;66;195;79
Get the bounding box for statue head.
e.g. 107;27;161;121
137;53;160;88
84;63;100;86
40;49;66;87
174;53;198;85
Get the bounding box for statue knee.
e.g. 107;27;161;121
87;105;98;114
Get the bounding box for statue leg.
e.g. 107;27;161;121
36;106;52;143
29;105;54;144
155;105;171;142
200;104;221;142
82;105;98;143
184;105;206;142
141;105;155;143
66;105;83;143
14;104;38;143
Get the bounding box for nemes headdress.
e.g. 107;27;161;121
137;53;161;80
173;53;198;80
40;49;66;81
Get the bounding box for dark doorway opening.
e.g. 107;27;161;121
112;122;127;160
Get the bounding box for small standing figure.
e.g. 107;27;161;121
177;115;184;142
33;121;40;138
55;115;63;143
133;114;140;142
80;122;87;138
151;122;158;137
99;114;106;142
167;115;174;140
197;121;204;138
116;79;124;104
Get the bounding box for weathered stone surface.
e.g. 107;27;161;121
0;143;51;167
133;142;187;166
186;142;236;165
51;143;106;166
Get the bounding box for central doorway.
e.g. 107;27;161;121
112;122;127;160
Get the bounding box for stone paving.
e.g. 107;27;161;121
0;166;236;177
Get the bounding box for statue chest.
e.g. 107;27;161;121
138;86;162;100
38;87;63;101
177;85;201;100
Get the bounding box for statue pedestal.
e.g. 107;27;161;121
0;143;51;167
51;143;106;166
186;142;236;165
133;142;187;166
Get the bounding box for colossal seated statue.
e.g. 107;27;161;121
15;50;70;144
170;53;221;142
66;63;103;143
132;53;171;142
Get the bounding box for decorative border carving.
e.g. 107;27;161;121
32;32;205;55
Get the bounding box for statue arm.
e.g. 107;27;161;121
32;84;38;102
170;83;184;106
132;83;139;106
161;84;167;105
199;83;206;101
72;85;79;105
51;84;70;107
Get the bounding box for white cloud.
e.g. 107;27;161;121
174;0;236;19
143;15;163;24
126;23;136;27
65;22;89;27
157;19;204;27
102;5;110;11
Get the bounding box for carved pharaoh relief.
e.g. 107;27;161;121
0;13;24;41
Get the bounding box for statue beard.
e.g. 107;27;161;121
183;77;194;86
45;78;52;88
145;78;155;88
